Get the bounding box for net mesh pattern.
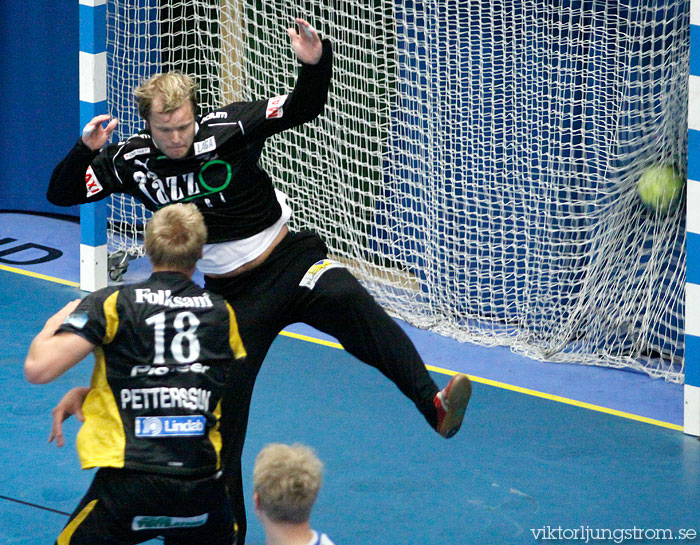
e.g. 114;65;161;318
105;0;688;382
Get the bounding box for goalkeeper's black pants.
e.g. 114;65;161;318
205;229;439;545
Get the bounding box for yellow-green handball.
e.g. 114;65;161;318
636;164;684;214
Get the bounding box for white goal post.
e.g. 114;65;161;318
94;1;690;395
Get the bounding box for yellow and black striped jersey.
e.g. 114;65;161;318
57;271;247;477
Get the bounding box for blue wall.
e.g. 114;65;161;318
0;1;80;216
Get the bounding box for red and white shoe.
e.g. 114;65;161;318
434;374;472;438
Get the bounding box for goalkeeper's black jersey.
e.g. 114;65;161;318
48;40;333;243
57;271;247;477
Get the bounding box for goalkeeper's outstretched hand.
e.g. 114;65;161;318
81;114;119;151
287;18;322;65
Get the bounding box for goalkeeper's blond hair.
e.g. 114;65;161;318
134;71;198;120
145;204;207;271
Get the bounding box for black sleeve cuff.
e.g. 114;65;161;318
301;38;333;70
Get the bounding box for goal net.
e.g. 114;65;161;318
105;0;688;382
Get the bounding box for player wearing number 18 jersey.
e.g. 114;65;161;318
25;204;247;545
59;272;246;476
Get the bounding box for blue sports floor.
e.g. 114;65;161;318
1;212;698;545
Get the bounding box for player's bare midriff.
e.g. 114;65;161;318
206;224;289;278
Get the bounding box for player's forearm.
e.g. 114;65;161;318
25;331;93;384
228;40;332;141
25;301;93;384
284;39;333;125
47;139;99;206
25;326;64;384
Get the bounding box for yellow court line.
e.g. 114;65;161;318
0;264;80;288
280;330;683;432
0;267;682;432
279;330;344;349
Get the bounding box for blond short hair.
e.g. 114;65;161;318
253;443;324;524
145;204;207;270
134;71;198;120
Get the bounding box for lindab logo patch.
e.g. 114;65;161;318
85;165;104;197
135;415;206;437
